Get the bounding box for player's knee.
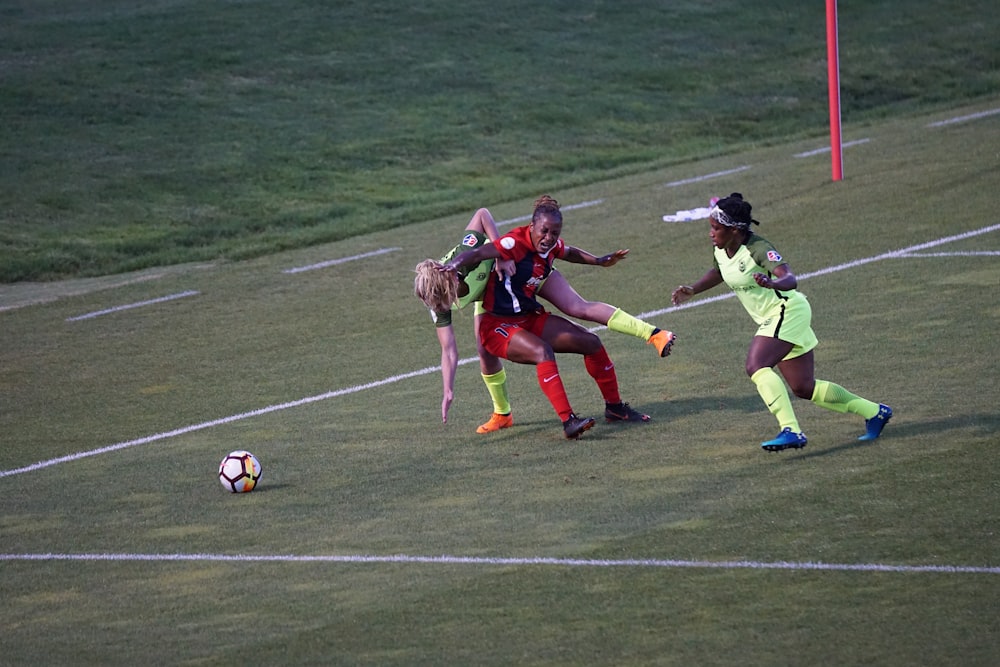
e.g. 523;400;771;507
789;380;815;399
579;332;603;355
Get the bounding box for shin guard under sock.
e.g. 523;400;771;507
536;360;573;421
584;347;621;405
750;367;801;432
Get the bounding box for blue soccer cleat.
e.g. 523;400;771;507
858;404;893;441
761;427;808;452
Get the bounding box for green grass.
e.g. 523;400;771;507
1;102;998;664
2;0;999;281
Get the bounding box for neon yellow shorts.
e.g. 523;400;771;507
755;294;818;360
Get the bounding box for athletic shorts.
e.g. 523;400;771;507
755;293;818;360
479;311;551;359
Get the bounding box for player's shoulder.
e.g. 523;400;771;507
497;225;531;252
746;233;785;266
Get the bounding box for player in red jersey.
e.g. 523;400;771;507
440;195;657;439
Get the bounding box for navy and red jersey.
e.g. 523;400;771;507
483;225;568;315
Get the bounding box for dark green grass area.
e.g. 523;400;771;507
1;106;998;664
2;0;999;280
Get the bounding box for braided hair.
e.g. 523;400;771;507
713;192;760;231
532;194;562;224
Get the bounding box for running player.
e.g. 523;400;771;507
670;192;893;451
437;196;660;439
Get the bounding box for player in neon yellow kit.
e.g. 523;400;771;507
671;193;892;451
415;206;676;433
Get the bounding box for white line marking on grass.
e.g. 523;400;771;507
664;166;751;188
0;366;439;479
497;199;604;227
282;247;401;274
1;552;997;574
899;251;1000;258
794;138;871;158
4;224;999;480
927;107;1000;127
65;290;200;321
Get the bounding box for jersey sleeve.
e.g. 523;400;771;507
430;308;453;328
746;234;786;274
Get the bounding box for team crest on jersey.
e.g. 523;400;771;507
767;250;782;262
461;233;478;247
738;260;747;273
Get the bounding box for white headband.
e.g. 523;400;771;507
710;205;750;230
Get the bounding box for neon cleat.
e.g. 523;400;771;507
476;412;513;434
648;328;677;358
605;402;651;423
563;413;596;440
761;428;808;452
858;404;893;441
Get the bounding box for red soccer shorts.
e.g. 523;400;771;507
479;311;551;359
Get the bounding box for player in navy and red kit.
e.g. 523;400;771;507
442;195;655;439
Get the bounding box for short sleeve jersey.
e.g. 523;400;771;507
430;231;495;328
483;225;567;315
713;232;806;325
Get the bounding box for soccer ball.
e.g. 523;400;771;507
218;450;262;493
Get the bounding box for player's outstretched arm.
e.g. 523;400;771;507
436;324;459;423
562;246;630;267
672;269;724;305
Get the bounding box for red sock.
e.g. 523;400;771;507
584;347;621;404
536;360;573;421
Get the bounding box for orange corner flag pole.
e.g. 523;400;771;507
827;0;844;181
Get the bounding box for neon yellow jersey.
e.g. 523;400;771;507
430;231;495;328
713;233;807;325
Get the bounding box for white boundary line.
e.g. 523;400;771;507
1;552;997;574
794;138;871;158
927;107;1000;127
4;223;999;481
664;166;751;187
282;247;401;274
65;290;200;321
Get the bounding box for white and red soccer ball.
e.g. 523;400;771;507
218;450;262;493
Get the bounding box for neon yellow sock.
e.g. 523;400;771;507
607;308;655;341
751;367;801;432
482;369;511;415
811;379;879;419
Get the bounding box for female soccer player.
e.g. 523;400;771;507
415;206;676;434
670;193;892;451
435;196;662;439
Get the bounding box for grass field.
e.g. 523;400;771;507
2;0;999;281
1;100;998;665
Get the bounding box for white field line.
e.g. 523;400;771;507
899;251;1000;258
65;290;200;321
3;223;999;481
1;552;997;574
496;198;604;228
664;166;751;188
927;107;1000;127
282;247;401;274
794;138;871;158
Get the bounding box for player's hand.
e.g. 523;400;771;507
671;285;694;305
495;258;515;279
598;249;630;267
752;272;772;288
442;390;454;423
